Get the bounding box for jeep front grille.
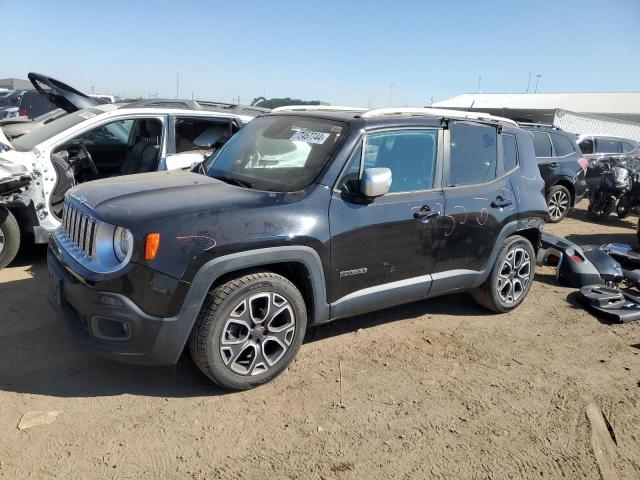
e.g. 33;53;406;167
61;201;97;258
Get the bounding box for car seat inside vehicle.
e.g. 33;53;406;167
118;119;162;175
54;118;163;183
175;119;236;154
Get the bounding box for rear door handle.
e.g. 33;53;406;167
491;196;513;209
413;205;439;219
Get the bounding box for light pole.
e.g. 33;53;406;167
526;72;532;93
389;83;394;106
534;74;542;93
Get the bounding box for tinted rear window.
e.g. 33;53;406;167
449;122;497;186
596;138;621;153
550;133;575;157
532;132;552;157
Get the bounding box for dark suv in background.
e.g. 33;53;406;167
578;135;640;190
48;107;548;390
523;124;588;222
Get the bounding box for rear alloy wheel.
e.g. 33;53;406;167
189;271;307;390
471;235;535;313
0;209;20;269
546;185;571;223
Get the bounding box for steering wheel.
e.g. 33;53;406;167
78;144;99;177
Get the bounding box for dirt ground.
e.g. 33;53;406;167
1;200;639;480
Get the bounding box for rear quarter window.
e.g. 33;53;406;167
622;141;636;153
502;134;518;172
550;133;576;157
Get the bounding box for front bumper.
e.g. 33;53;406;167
47;244;195;366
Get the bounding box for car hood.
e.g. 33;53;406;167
67;170;273;226
29;72;104;113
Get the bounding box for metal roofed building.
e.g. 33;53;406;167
433;92;640;141
0;78;33;90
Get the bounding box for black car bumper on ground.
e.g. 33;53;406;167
47;243;194;366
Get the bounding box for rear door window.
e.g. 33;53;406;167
532;132;552;157
502;134;518;172
596;138;621;153
550;133;576;157
174;117;235;154
449;122;497;186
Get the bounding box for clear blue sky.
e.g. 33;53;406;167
1;0;638;106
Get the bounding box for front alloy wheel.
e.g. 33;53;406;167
220;293;296;376
189;271;307;390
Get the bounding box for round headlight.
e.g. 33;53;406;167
113;226;133;262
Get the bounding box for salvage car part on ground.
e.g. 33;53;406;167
538;232;640;290
47;106;549;390
579;284;640;323
537;232;623;287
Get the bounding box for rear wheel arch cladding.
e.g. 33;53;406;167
513;228;541;253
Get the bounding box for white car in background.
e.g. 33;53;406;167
0;90;268;268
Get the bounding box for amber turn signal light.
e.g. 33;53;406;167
145;233;160;260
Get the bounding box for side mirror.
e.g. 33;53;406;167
360;167;392;197
165;152;205;171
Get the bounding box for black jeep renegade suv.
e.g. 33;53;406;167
48;107;548;390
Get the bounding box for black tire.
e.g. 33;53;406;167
0;209;20;270
587;189;614;221
471;235;535;313
189;271;307;390
546;185;571;223
616;198;630;219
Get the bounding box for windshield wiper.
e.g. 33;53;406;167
212;175;253;188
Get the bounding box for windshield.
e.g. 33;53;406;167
204;115;347;191
11;108;103;151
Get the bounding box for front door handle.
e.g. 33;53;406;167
549;162;559;168
491;196;513;209
414;206;439;219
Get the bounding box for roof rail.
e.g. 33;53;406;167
272;105;367;112
517;122;560;129
360;107;518;126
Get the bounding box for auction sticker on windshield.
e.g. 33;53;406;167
290;131;330;144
